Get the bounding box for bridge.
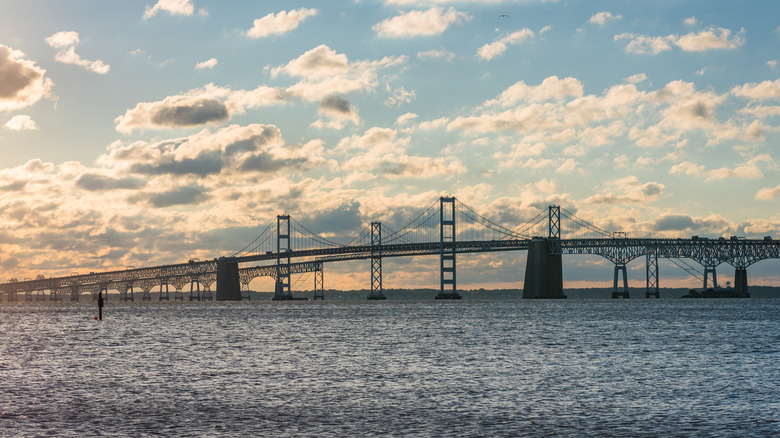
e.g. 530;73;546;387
1;197;778;302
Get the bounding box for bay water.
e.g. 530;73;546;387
1;298;778;437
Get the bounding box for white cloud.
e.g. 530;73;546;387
144;0;205;20
45;31;110;74
0;45;55;112
589;12;622;26
195;58;217;70
625;73;647;84
336;127;465;179
669;161;705;176
756;183;780;200
731;78;780;100
115;83;287;133
270;45;407;102
417;49;455;61
3;115;38;131
768;60;778;69
684;17;698;26
246;8;318;38
373;7;471;38
477;29;534;60
616;26;745;55
384;85;416;106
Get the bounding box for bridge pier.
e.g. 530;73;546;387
523;237;565;299
612;264;629;299
646;252;659;298
216;258;242;301
703;266;718;289
734;268;749;297
368;222;386;300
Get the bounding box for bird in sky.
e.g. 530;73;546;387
499;14;509;18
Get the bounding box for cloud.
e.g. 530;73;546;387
246;8;318;38
45;31;110;74
75;173;146;191
477;29;534;60
0;45;55;112
133;185;210;208
270;44;407;102
615;26;745;55
756;184;780;200
669;161;706;176
194;58;217;70
417;49;455;61
3;115;38;131
584;176;664;206
731;78;780;100
684;17;698;26
337;127;465;179
313;95;360;129
373;7;471;38
144;0;205;20
589;12;621;26
115;83;287;133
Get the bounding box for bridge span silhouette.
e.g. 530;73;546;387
1;197;778;302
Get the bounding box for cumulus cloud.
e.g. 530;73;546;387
270;44;407;102
45;31;110;74
246;8;318;38
615;26;745;55
336;127;465;179
3;115;38;131
589;12;622;26
0;45;55;112
115;83;287;133
144;0;205;19
313;95;360;129
194;58;217;70
756;184;780;200
477;29;534;61
731;78;780;100
584;176;664;205
373;7;471;38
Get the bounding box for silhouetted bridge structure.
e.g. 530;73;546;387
1;197;778;302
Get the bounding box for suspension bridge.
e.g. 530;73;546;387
1;197;778;302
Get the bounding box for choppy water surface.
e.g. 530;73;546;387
1;299;779;437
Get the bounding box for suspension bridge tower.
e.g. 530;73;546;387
522;205;566;299
436;196;462;299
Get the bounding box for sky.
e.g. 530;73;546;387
1;0;779;291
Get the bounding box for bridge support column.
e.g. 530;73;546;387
273;215;294;300
523;237;565;299
368;222;386;300
216;258;241;301
646;252;659;298
734;268;749;297
313;263;324;300
612;264;629;299
436;197;461;300
703;266;717;290
189;278;201;301
159;280;169;301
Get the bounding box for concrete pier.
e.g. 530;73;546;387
734;268;749;297
216;258;241;301
523;238;566;299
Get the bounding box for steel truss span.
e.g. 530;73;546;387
0;198;777;300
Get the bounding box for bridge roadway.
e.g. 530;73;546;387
1;237;778;299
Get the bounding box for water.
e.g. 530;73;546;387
1;299;778;437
